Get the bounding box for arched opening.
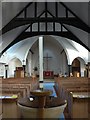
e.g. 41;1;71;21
26;35;68;78
72;58;80;77
8;57;22;78
72;57;85;77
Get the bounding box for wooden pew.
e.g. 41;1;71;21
0;77;39;98
2;84;31;97
0;99;2;119
1;94;19;118
0;77;39;118
67;92;89;118
54;77;89;118
1;88;27;98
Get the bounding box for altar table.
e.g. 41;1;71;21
43;71;54;79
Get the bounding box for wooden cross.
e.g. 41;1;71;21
43;53;52;71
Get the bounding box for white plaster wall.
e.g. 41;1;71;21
43;36;63;74
0;64;5;78
1;25;28;53
3;36;38;64
28;36;68;75
56;36;89;65
53;36;78;65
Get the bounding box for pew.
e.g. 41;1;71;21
2;84;31;97
54;77;89;118
0;77;39;118
1;88;27;98
0;99;2;119
1;94;19;118
0;77;39;98
67;92;90;118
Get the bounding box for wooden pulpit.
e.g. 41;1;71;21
14;67;24;78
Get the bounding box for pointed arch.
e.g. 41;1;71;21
72;57;86;77
8;57;22;77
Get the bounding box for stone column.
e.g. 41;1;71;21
68;65;72;77
22;60;26;77
5;65;8;78
39;36;43;89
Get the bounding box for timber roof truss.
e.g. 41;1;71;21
1;2;90;55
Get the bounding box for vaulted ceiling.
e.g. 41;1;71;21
0;1;90;64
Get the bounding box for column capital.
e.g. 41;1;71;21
5;64;8;70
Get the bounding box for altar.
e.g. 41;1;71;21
43;71;54;79
43;53;54;79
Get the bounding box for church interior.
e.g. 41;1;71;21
0;1;90;119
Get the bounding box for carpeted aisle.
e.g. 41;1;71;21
43;81;65;120
43;82;57;97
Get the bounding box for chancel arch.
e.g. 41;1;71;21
25;35;68;77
